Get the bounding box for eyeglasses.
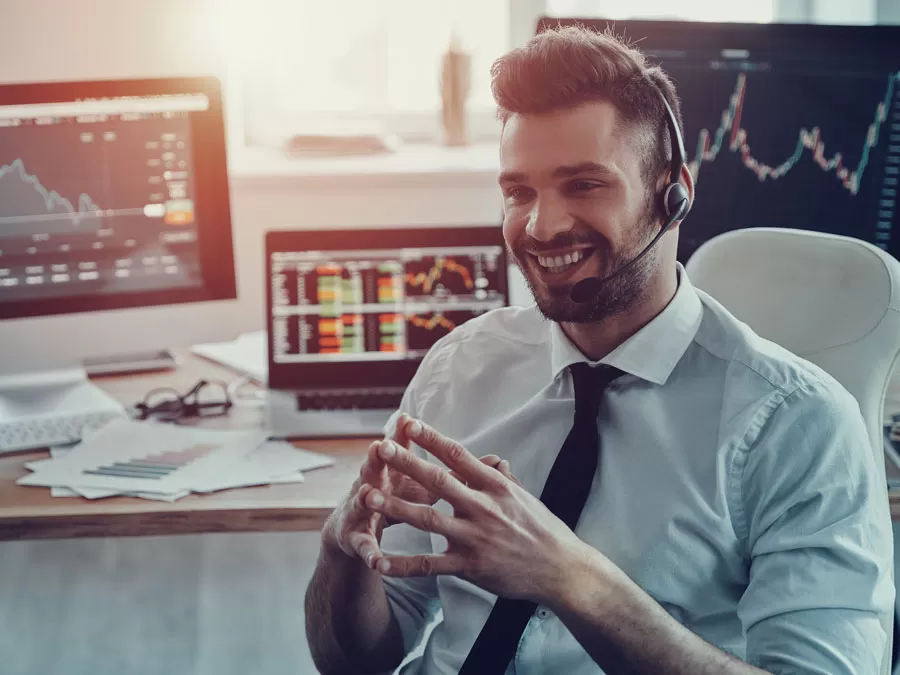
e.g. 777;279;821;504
133;379;233;423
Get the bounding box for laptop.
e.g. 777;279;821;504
265;226;509;438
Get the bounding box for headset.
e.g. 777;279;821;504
569;77;692;303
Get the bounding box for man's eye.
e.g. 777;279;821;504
571;180;601;192
506;187;530;202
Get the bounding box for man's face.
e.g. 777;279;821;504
499;101;659;323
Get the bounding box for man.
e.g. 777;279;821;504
305;25;894;674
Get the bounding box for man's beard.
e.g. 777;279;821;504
509;209;659;324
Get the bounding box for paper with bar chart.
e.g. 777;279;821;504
17;419;268;494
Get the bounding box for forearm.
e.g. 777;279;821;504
548;543;770;675
305;533;406;675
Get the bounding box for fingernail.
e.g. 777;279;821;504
370;491;384;507
378;559;391;573
408;420;423;436
365;552;374;567
501;460;510;472
379;441;396;459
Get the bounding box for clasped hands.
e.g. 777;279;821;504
324;412;591;605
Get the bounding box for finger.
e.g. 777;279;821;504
479;454;503;469
475;455;522;487
339;484;383;567
405;419;505;491
360;441;387;487
376;553;465;578
498;460;522;486
352;481;371;507
377;440;480;509
391;473;437;505
390;412;413;449
366;488;472;540
347;529;383;569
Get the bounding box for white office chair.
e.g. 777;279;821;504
685;227;900;674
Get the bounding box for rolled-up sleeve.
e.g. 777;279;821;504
735;382;894;674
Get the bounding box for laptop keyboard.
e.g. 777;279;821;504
295;387;406;411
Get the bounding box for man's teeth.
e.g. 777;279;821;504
537;249;587;272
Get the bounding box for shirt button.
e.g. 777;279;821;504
536;608;550;619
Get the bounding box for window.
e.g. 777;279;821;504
215;0;509;147
215;0;776;150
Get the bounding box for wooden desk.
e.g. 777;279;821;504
2;353;900;540
0;354;373;541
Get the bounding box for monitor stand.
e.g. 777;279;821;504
0;368;126;455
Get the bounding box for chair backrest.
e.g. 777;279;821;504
685;227;900;675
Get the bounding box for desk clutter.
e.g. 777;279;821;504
17;418;335;502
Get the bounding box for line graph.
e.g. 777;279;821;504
0;158;103;225
689;72;899;195
406;258;474;294
408;313;457;331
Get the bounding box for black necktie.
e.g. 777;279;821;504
458;362;624;674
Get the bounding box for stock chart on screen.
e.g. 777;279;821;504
0;94;206;302
270;245;506;363
544;20;900;261
661;36;900;260
673;61;900;260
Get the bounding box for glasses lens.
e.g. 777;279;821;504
188;381;230;417
193;381;228;406
143;389;184;420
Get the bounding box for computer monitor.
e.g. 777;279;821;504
0;76;236;374
265;227;508;392
0;76;236;452
264;227;508;438
537;18;900;262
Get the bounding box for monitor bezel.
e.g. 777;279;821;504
0;75;236;320
265;226;509;390
535;17;900;60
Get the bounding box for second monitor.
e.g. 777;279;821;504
265;226;508;438
538;18;900;262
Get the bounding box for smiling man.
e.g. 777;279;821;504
305;25;894;675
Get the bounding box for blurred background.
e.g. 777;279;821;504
1;1;900;674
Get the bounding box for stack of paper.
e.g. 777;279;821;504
18;418;335;501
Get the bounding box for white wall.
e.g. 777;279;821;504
0;0;509;372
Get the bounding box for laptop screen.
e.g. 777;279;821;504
265;227;509;390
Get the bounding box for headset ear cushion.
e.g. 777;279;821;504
663;182;691;220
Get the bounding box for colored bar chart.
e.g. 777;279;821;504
82;443;218;480
317;268;340;315
377;275;402;303
316;314;363;353
378;313;404;352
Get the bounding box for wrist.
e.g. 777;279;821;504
320;514;346;559
544;539;620;618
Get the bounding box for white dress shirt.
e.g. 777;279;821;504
379;265;894;675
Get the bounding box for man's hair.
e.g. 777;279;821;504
491;24;683;194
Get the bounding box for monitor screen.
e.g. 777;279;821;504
538;19;900;262
265;227;508;389
0;77;235;320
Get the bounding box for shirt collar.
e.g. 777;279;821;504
549;263;703;386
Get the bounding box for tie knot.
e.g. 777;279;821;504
569;362;624;416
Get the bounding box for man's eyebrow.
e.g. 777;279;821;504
498;162;615;185
498;171;525;185
551;162;615;178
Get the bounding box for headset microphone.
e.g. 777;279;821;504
570;79;691;304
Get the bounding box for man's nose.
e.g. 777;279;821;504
525;195;575;242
